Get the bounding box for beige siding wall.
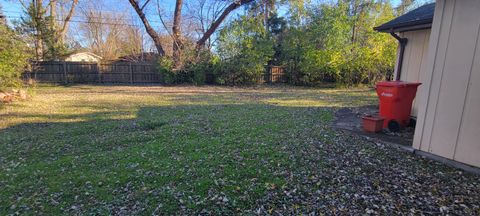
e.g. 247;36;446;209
413;0;480;167
394;29;431;117
65;53;100;62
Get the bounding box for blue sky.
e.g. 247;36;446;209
1;0;408;24
0;0;427;51
0;0;432;35
1;0;178;19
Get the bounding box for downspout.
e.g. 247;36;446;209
390;31;408;81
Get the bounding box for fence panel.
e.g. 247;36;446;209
101;63;131;83
25;62;286;84
266;66;287;83
132;64;161;83
66;62;98;83
28;62;65;83
25;61;162;84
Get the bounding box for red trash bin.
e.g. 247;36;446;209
376;81;421;131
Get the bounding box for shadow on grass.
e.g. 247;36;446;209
0;103;333;215
3;102;478;215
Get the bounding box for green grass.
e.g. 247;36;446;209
0;85;377;214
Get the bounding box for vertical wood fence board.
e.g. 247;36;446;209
25;62;286;84
25;61;163;84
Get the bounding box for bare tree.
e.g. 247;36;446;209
123;25;145;59
128;0;255;67
77;5;144;61
195;0;254;49
186;0;230;50
57;0;79;42
46;0;78;42
128;0;166;56
396;0;415;15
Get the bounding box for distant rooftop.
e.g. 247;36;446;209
375;3;435;33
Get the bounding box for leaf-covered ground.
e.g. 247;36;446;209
0;85;479;215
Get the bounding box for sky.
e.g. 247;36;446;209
0;0;409;25
1;0;158;26
0;0;429;51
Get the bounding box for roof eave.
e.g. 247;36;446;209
374;19;433;33
375;23;432;33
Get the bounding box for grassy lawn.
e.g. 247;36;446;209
1;85;479;214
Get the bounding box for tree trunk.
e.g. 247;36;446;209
264;0;269;32
351;0;359;45
128;0;165;56
49;0;56;31
172;0;183;68
35;0;44;60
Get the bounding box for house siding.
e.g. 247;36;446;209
413;0;480;167
394;29;431;117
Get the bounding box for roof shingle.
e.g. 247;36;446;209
374;3;435;32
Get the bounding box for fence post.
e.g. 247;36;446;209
63;61;67;84
267;66;271;84
34;62;37;80
129;63;133;84
97;62;101;83
271;66;274;83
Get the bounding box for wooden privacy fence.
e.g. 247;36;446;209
25;62;287;84
24;61;161;84
265;66;287;83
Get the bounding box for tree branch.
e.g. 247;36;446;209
140;0;151;11
59;0;78;40
128;0;165;55
195;0;254;49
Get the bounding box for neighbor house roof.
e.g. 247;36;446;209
374;3;435;33
117;52;159;62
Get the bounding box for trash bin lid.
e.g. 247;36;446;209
376;81;421;87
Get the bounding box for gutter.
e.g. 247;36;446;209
390;31;408;81
374;18;433;32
